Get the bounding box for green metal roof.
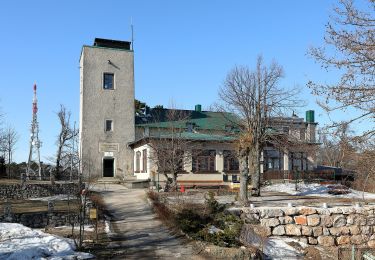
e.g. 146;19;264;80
136;110;240;131
129;131;236;147
157;132;236;142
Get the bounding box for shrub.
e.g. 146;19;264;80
196;213;243;247
205;191;224;215
175;208;206;234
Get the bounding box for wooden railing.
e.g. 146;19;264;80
263;170;336;181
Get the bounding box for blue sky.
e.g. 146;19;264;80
0;0;358;162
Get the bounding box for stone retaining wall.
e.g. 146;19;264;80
241;206;375;247
0;212;85;228
0;183;79;199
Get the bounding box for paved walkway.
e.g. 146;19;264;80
95;184;202;259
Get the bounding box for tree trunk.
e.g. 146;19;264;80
7;149;10;179
172;172;178;192
162;173;173;192
56;145;62;178
251;144;261;197
239;148;249;203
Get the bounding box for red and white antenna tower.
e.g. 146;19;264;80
26;83;42;180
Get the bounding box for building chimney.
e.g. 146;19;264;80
306;110;315;123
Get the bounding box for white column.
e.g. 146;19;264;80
283;151;289;171
215;149;224;173
260;151;264;174
184;150;193;173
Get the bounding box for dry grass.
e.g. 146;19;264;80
147;191;174;225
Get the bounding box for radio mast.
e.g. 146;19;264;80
26;83;42;180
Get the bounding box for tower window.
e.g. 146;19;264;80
103;73;114;90
105;120;113;132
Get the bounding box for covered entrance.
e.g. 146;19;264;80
103;158;114;177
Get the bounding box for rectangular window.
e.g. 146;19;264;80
192;150;216;172
103;73;114;90
300;128;306;140
223;150;239;172
142;149;147;173
264;150;283;171
105;120;113;132
158;150;184;173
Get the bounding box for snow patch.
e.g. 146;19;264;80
264;237;304;259
28;194;76;201
105;220;111;234
54;225;95;232
262;183;375;199
0;223;93;259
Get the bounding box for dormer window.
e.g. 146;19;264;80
225;124;233;132
186;122;195;132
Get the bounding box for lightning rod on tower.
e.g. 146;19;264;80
131;17;134;51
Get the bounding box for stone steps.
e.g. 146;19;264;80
96;178;122;184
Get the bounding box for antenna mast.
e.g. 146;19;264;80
26;83;42;180
131;17;134;51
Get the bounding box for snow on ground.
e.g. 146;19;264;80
28;194;76;201
104;219;111;234
262;183;375;199
54;225;95;232
264;237;304;259
0;223;93;259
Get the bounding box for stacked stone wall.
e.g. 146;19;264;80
241;206;375;247
0;183;79;199
0;212;87;228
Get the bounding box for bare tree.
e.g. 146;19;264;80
318;124;357;169
349;140;375;200
1;126;19;178
219;56;303;201
54;105;77;181
308;0;375;137
0;105;5;175
148;109;195;191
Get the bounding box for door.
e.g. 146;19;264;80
103;158;114;177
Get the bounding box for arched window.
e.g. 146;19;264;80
135;151;141;173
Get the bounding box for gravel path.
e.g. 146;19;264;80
94;184;203;259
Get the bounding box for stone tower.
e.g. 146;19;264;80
79;38;135;179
